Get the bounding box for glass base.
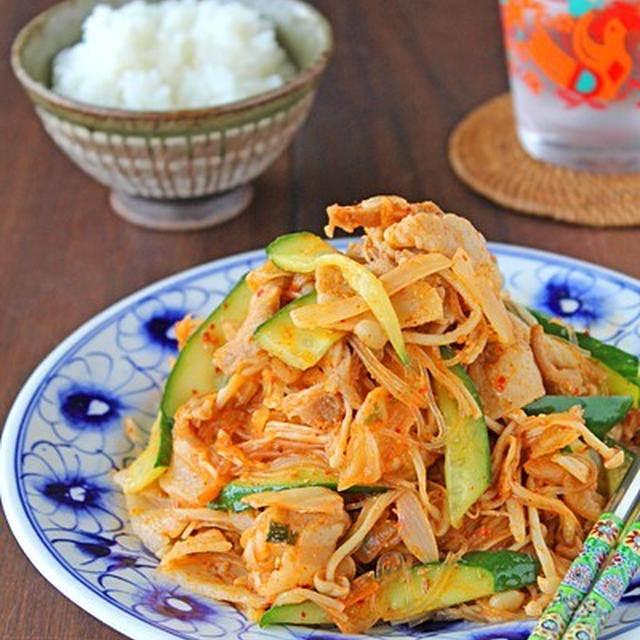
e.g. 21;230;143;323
517;127;640;174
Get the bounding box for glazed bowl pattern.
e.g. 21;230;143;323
34;93;314;199
12;0;332;225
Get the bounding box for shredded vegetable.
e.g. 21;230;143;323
115;196;637;633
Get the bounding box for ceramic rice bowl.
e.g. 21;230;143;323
11;0;332;230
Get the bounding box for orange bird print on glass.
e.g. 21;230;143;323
503;0;640;107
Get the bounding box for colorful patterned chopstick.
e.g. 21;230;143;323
562;521;640;640
527;513;624;640
528;455;640;640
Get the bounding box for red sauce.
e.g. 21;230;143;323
493;375;507;393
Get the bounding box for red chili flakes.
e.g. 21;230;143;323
493;375;507;393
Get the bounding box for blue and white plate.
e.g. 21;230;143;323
2;242;640;640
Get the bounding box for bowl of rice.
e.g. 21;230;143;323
11;0;332;230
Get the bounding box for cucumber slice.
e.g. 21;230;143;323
459;550;540;591
260;550;538;627
254;291;343;370
115;415;167;493
208;467;386;512
156;276;252;466
530;309;640;405
267;232;335;272
604;366;640;407
380;550;537;621
267;232;409;365
209;468;338;512
260;601;329;626
523;395;633;439
380;563;495;621
437;347;491;528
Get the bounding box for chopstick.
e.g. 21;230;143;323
528;454;640;640
563;520;640;639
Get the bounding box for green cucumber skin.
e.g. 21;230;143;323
523;395;633;439
208;476;386;512
260;601;330;627
208;479;339;512
530;309;640;384
439;346;491;528
154;414;174;468
604;366;640;407
253;290;319;350
255;289;317;329
581;336;640;383
459;550;539;592
259;550;538;627
156;275;252;468
266;232;334;273
400;550;539;595
266;231;322;254
440;346;483;406
383;551;538;612
254;290;342;370
161;275;251;416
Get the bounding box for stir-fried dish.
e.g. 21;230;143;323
114;196;640;633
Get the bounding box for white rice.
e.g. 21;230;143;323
52;0;296;110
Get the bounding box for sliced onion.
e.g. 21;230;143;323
450;249;514;345
317;254;408;364
395;490;438;563
241;486;343;513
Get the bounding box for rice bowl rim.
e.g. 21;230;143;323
11;0;333;122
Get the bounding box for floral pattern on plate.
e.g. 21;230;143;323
2;242;640;640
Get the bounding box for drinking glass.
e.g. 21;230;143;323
499;0;640;172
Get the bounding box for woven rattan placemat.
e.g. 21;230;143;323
448;93;640;227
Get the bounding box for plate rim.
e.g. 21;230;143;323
2;241;639;640
0;245;269;640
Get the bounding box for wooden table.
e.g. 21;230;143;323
1;1;638;638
